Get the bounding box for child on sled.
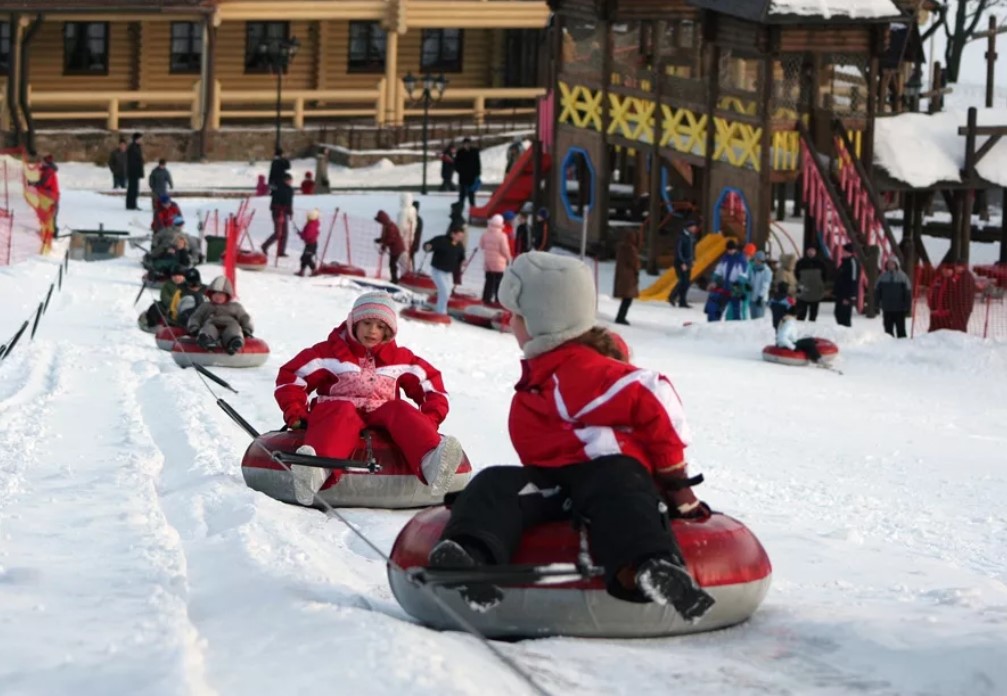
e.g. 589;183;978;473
427;252;715;620
274;292;464;505
186;276;254;355
776;305;823;363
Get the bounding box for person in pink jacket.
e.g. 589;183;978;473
479;214;513;304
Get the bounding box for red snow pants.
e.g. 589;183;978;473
303;399;441;481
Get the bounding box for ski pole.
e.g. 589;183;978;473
133;278;148;307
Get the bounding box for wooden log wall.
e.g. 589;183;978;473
27;20;135;91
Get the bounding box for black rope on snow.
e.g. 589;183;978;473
0;255;68;363
157;317;554;696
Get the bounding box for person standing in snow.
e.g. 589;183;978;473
300;172;315;195
613;225;641;326
833;242;860;327
263;172;294;258
454;138;482;211
426;253;715;618
255;175;269;196
668;220;698;308
187;276;254;355
794;247;826;321
747;251;773;320
398;192;418;269
532;207;550;251
108;138;128;189
268;148;291;190
501;211;518;257
440;143;457;192
505;139;524;174
274;292;464;505
875;258;912;338
296;209;322;277
424;225;467;315
148;159;173;208
927;264;977;333
773;252;798;300
776;305;824;363
409;200;424;269
374;210;405;284
36;155;60;230
712;240;749;321
125;132;145;210
480;214;512;305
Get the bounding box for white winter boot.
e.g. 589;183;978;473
291;444;328;506
420;435;463;495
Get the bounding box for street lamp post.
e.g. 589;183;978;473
403;72;447;195
257;36;300;153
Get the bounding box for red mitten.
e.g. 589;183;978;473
283;405;308;429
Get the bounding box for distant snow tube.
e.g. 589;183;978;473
138;311;163;334
236;250;268;270
399;272;436;295
241;429;472;509
762;338;838;367
458;304;504;329
425;293;482;318
400;306;452;325
313;262;367;278
154;325;188;351
492;311;513;333
388;506;772;639
169;336;270;368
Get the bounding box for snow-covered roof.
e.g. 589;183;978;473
688;0;901;23
873;108;1007;188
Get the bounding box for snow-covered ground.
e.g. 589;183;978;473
1;185;1006;696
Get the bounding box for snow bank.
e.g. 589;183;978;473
769;0;899;19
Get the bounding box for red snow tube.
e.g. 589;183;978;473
313;262;367;278
154;325;188;351
241;429;472;509
458;304;504;329
762;338;838;367
492;310;513;333
400;306;452;325
388;506;772;638
169;336;270;368
399;271;436;294
426;293;482;318
236;250;268;270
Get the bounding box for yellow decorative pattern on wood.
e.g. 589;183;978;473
558;81;603;131
607;92;654;142
659;103;708;157
714;117;762;170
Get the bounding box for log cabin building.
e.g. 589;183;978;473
0;0;550;157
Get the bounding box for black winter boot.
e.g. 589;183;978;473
635;556;715;622
428;539;504;612
226;337;243;355
197;333;215;350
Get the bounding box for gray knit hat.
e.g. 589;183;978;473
498;252;596;359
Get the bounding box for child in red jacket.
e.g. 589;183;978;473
295;208;321;277
428;252;714;619
275;292;463;505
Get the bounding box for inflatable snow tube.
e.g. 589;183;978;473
425;293;482;319
762;338;838;367
492;310;513;333
236;250;268;270
241;429;472;509
154;325;188;351
313;262;367;278
400;306;452;325
388;506;772;639
399;272;436;295
169;336;270;368
137;311;163;334
458;304;504;329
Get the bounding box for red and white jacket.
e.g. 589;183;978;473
274;321;449;426
509;343;691;474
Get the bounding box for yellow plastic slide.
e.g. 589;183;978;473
639;233;728;302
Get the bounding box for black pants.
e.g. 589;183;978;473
113;174;126;189
262;209;289;256
299;243;317;274
834;299;853;327
457;180;476;209
615;298;632;323
668;266;692;306
771;304;787;330
883;310;907;338
145;301;169;327
482;271;503;304
440;457;680;600
440;176;456;192
794;337;822;362
389;253;401;284
126;178;140;210
796;299;819;322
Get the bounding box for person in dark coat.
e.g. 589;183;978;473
668;220;698;308
440;144;457;192
125;132;145;210
794;246;826;321
262;173;294;258
833;243;860;327
453;138;482;210
424;226;467;315
148;159;173;208
874;258;912;338
532;207;550;251
410;200;424;268
613;227;642;325
268;148;291;190
108;139;127;189
927;264;977;333
375;210;406;284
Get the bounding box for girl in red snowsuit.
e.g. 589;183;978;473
429;252;714;619
274;292;463;504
